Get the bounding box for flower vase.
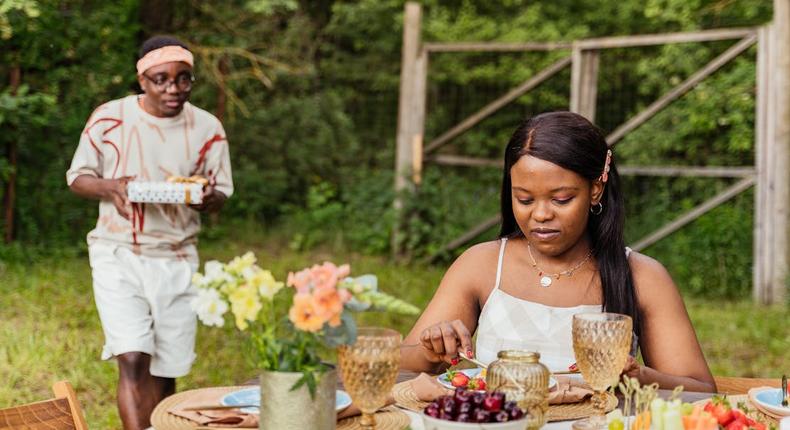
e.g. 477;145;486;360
259;368;337;430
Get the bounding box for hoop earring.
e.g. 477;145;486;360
590;202;603;215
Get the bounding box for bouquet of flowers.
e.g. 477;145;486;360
190;252;419;393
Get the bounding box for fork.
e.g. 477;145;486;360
459;353;488;369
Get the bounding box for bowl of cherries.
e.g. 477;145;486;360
422;387;528;430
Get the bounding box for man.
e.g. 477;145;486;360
66;35;233;430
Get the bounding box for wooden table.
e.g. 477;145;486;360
155;371;716;430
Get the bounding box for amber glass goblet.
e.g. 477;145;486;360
338;327;401;429
571;312;632;430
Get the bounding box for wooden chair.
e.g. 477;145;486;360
0;381;88;429
715;376;782;395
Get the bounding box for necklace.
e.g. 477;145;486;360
526;242;593;287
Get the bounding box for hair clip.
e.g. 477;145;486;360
600;149;612;183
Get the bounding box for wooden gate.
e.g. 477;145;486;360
393;2;789;304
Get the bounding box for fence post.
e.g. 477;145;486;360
754;25;772;303
392;2;424;256
767;0;790;304
570;45;600;122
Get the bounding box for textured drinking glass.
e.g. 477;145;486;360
571;313;632;430
338;327;401;429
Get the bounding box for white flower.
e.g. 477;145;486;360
242;266;257;281
191;272;208;288
191;288;228;327
204;260;225;282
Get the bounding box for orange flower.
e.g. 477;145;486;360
312;286;344;327
310;262;351;291
288;293;325;332
286;268;311;294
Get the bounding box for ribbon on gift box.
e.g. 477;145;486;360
167;175;208;204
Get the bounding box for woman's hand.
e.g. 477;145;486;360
419;319;474;365
622;355;641;379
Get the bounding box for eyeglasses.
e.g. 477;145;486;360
142;72;195;92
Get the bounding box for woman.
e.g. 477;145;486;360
401;112;715;392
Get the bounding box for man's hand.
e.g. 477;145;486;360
69;175;135;219
108;176;134;219
189;185;226;213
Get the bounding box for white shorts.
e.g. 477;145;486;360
88;242;199;378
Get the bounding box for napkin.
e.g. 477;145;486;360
410;373;454;400
408;373;591;405
548;376;593;405
167;390;258;428
748;387;789;420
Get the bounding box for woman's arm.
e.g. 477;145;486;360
628;253;716;392
400;242;498;374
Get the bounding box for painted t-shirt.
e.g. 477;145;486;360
66;95;233;261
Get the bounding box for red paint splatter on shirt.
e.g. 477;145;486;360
84;117;123;178
190;134;226;176
131;202;146;245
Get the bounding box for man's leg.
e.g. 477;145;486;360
117;352;174;430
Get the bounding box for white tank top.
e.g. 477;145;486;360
474;238;614;371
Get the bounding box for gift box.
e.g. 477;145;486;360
127;179;204;204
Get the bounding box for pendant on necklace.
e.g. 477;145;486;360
540;276;553;287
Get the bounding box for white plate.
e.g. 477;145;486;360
221;387;352;414
437;368;558;391
752;388;790;416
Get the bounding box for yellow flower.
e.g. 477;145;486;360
228;284;262;331
226;251;256;275
289;293;325;332
249;269;284;300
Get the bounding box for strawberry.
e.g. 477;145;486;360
450;372;470;388
707;396;734;426
725;420;747;430
475;378;486;390
749;422;766;430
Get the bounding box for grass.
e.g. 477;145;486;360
0;225;787;428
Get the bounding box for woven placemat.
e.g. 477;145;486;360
151;386;410;430
693;394;778;427
547;392;617;422
337;406;410;430
391;380;617;422
151;386;248;430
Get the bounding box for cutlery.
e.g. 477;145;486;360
782;374;788;407
551;369;581;375
459;354;488;369
183;404;258;411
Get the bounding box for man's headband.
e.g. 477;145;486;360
136;45;193;75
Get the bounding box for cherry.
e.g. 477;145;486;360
458;401;473;415
473;409;491;422
483;395;503;412
494;410;510;422
509;407;524;420
442;398;457;415
424;404;440;418
457;413;473;422
454;387;471;403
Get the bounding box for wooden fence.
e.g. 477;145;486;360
392;2;789;305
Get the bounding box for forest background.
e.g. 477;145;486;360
0;0;775;295
1;1;788;427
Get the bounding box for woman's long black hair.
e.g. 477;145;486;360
498;111;641;337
